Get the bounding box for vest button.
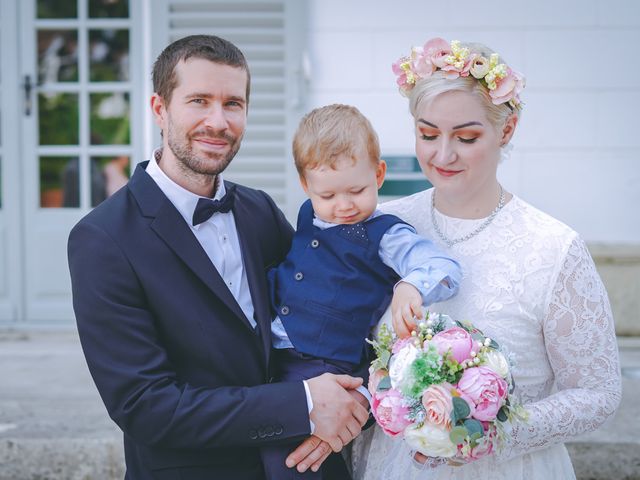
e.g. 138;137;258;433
294;272;303;281
280;305;290;315
311;239;319;248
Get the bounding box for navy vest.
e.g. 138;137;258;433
269;200;406;364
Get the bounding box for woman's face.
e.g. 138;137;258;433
414;90;505;202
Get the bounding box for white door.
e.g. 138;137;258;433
0;1;22;324
20;0;143;324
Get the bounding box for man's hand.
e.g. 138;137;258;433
391;282;423;338
286;435;331;473
306;373;369;452
287;387;371;472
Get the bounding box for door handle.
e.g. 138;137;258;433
23;75;33;116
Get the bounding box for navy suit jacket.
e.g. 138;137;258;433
68;162;310;479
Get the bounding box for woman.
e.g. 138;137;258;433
351;38;622;480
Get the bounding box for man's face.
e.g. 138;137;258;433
154;58;248;177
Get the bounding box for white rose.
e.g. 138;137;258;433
389;343;419;393
470;56;490;79
483;349;510;378
405;423;458;458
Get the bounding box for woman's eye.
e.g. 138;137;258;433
421;134;437;141
458;137;478;144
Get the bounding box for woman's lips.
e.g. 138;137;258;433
435;166;463;177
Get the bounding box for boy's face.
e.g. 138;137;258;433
301;150;386;225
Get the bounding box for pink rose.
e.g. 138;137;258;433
457;366;508;421
430;327;474;364
371;388;411;437
421;383;454;429
391;337;414;354
423;37;451;69
466;425;496;461
490;69;525;106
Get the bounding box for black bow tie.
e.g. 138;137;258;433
192;185;236;226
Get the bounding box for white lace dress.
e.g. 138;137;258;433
351;189;621;480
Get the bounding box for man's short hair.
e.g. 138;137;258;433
152;34;251;105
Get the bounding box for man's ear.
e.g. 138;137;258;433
150;93;167;129
376;159;387;189
500;113;518;146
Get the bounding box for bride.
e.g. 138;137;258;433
351;38;622;480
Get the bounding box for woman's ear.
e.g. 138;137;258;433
500;113;518;146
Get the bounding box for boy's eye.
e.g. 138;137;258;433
351;188;365;195
320;194;334;200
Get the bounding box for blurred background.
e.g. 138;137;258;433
0;2;638;479
0;0;636;335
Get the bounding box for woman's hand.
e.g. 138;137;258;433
391;282;423;338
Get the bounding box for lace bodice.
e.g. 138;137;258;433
353;189;622;479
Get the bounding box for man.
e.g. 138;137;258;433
68;35;368;479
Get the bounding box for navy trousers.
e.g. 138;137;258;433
260;349;368;480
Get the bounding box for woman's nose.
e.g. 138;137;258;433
432;140;456;166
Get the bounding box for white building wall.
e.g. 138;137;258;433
306;0;640;244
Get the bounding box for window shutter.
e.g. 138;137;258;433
165;0;306;216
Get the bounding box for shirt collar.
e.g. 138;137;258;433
146;148;227;228
312;209;381;230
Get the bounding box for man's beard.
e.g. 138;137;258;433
167;120;242;177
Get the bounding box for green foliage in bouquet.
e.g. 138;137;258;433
367;323;395;372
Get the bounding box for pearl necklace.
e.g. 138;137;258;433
430;185;506;247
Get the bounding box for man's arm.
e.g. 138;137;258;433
69;220;312;449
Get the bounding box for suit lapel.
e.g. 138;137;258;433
230;184;273;363
128;164;254;332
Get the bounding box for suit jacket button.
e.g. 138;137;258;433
311;239;319;248
249;429;258;440
294;272;303;281
280;305;290;315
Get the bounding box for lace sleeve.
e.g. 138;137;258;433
499;235;622;460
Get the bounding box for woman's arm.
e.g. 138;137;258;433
498;235;622;460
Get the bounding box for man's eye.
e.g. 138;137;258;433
191;99;205;104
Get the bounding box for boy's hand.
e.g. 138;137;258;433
391;282;423;338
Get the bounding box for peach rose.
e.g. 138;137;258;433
421;383;454;429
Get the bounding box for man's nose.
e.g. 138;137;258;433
203;104;228;131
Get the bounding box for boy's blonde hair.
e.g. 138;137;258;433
293;104;381;176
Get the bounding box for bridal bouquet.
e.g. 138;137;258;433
368;312;526;464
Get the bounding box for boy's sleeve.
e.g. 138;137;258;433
378;223;462;305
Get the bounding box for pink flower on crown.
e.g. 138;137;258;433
489;68;525;107
392;56;415;93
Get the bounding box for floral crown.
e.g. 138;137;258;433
392;38;525;110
